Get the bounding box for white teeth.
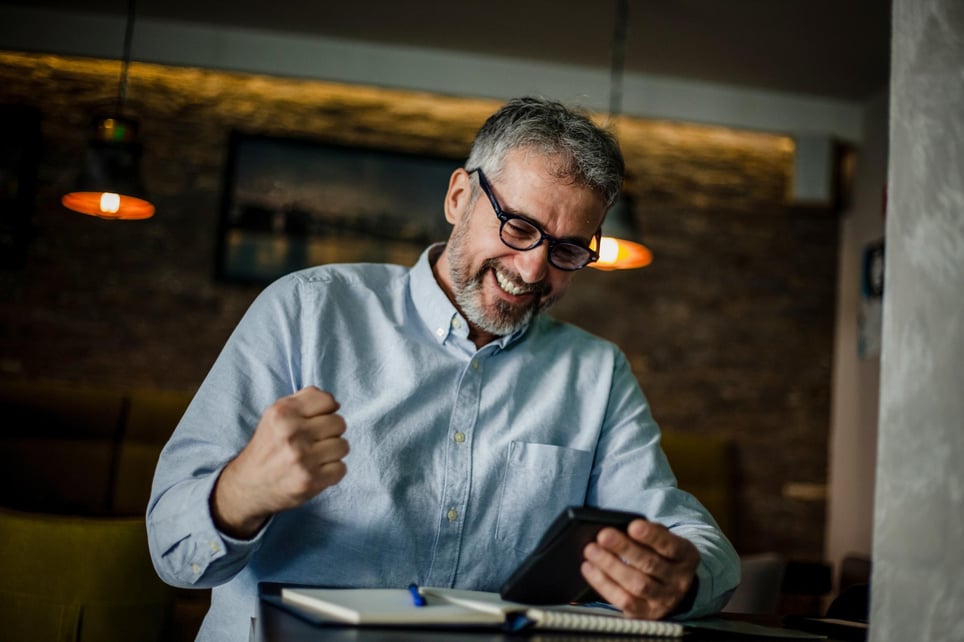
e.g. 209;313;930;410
495;270;527;296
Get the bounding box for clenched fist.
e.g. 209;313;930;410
210;386;349;539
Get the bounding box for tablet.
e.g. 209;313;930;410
499;505;646;605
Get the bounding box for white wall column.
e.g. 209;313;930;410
871;0;964;639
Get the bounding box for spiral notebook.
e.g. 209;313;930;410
280;586;683;637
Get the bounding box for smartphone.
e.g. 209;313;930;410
499;505;646;605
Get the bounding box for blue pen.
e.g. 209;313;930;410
408;583;426;607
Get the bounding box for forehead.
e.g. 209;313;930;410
491;149;606;236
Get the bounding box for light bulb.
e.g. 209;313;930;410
598;237;620;264
99;192;121;214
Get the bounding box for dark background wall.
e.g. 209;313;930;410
0;51;838;559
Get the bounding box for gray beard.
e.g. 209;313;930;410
454;263;538;336
446;232;557;337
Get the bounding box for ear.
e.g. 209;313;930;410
443;168;473;225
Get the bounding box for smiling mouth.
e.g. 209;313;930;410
493;267;538;298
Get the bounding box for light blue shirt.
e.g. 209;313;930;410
147;245;739;641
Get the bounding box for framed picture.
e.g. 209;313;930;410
215;131;463;284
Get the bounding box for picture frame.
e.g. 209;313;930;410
215;131;463;284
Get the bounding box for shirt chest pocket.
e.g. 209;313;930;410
495;441;593;553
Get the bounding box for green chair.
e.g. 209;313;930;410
660;430;737;538
0;507;175;642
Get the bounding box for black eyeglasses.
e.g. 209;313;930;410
469;168;600;271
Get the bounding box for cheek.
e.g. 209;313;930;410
544;268;572;301
457;213;504;256
547;272;575;294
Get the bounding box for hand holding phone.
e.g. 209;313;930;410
499;506;646;605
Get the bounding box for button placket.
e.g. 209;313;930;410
427;353;483;586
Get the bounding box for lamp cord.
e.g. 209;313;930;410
116;0;137;114
608;0;629;124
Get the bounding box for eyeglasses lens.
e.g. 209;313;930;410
500;218;540;249
551;244;590;269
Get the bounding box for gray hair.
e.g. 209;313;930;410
464;97;625;209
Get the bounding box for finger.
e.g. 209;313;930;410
583;542;686;620
606;525;701;616
580;559;661;620
606;524;701;597
286;440;349;497
595;527;671;579
316;460;347;488
585;540;668;597
301;411;348;441
626;520;693;562
588;529;694;607
307;434;350;465
290;386;341;417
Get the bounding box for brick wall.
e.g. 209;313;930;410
0;51;836;558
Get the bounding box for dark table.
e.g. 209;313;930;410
255;585;861;642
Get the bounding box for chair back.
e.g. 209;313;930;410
722;552;787;614
0;507;174;642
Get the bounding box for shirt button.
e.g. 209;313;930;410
191;563;201;575
452;318;462;329
472;360;479;370
447;508;458;522
209;541;221;553
453;431;465;444
435;328;445;338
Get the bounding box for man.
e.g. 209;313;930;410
147;97;740;641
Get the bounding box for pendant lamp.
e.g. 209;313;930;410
593;191;653;270
590;0;652;270
62;0;154;220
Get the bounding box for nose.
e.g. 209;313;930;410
514;244;550;284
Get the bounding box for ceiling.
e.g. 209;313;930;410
3;0;891;102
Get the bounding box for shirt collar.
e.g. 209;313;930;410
409;244;530;351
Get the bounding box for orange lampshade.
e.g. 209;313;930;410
593;236;653;270
61;191;155;220
62;117;155;220
63;0;153;220
589;193;652;270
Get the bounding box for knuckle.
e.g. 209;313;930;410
640;556;661;576
308;386;336;405
611;592;636;613
262;402;285;424
322;461;348;485
278;393;302;410
265;398;299;426
328;414;347;434
336;437;350;457
626;573;650;597
288;468;316;497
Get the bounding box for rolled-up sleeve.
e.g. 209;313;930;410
147;461;274;588
589;351;741;617
146;275;301;589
